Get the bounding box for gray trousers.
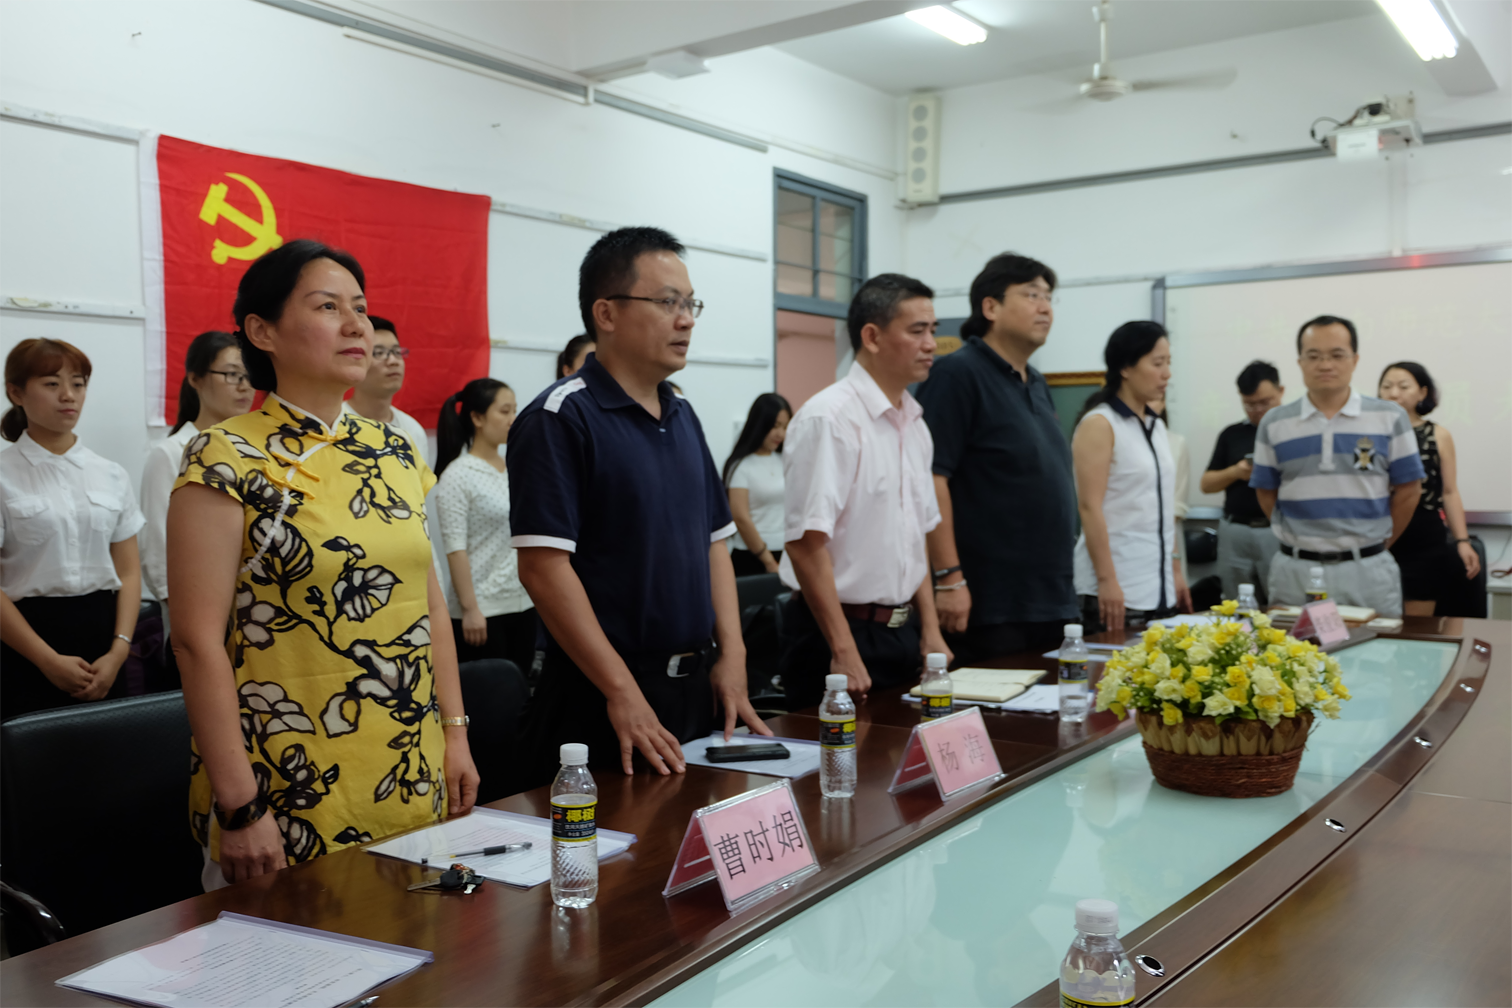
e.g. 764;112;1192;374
1268;550;1404;617
1218;518;1281;605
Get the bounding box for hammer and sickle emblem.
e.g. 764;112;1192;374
198;172;284;265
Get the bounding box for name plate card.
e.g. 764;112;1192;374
662;779;819;913
1292;600;1349;645
888;706;1005;800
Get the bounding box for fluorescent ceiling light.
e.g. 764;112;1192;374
1376;0;1458;60
906;5;988;46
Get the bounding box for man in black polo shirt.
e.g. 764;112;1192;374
1201;360;1286;604
1197;362;1282;607
507;227;770;788
917;253;1078;664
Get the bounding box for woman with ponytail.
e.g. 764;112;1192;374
140;331;253;631
1;338;145;717
1071;321;1192;632
434;378;536;672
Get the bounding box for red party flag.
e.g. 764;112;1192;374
143;134;489;429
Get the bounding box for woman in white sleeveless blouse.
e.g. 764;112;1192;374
1071;322;1192;633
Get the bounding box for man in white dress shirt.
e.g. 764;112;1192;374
346;315;429;460
778;273;952;710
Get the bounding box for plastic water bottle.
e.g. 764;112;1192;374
1305;565;1328;604
1058;623;1091;722
819;673;857;798
550;743;598;908
1059;898;1136;1008
918;651;953;720
1236;582;1260;614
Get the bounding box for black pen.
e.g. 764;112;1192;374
449;842;532;858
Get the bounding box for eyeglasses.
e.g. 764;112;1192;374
1301;351;1353;363
206;369;251;387
1012;289;1055;305
605;295;704;319
372;346;411;361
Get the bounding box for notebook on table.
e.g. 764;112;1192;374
908;667;1046;704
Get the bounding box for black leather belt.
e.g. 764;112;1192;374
1224;514;1272;529
1280;542;1385;563
624;641;716;679
839;602;914;628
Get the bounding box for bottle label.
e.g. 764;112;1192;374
1060;992;1134;1008
550;798;596;842
820;715;856;750
1306;589;1328;602
921;693;954;719
1059;660;1088;686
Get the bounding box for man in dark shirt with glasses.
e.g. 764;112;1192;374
507;227;770;790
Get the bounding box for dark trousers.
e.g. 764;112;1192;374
730;548;781;578
946;620;1066;666
1;591;126;721
451;609;537;678
510;644;715;793
1078;596;1177;636
779;592;921;712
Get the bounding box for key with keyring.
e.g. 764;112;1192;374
407;863;481;894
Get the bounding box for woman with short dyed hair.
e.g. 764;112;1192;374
1;338;144;718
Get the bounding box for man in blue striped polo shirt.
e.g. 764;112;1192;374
1250;315;1423;616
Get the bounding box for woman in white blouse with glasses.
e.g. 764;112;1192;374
434;377;536;673
140;331;254;636
1;338;144;718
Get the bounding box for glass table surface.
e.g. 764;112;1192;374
651;638;1459;1008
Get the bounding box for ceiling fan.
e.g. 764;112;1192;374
1076;0;1236;102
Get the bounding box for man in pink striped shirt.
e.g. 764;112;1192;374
778;274;953;711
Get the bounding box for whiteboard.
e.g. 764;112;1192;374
1166;261;1511;513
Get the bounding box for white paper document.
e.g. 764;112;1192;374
56;912;430;1008
365;807;635;888
998;684;1062;713
681;734;821;778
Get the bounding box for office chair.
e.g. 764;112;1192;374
457;659;529;804
0;692;203;944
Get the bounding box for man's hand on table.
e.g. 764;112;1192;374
710;650;776;742
607;688;686;775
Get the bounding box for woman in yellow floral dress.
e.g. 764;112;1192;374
169;240;478;887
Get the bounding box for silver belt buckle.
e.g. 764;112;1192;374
667;651;695;678
887;606;910;629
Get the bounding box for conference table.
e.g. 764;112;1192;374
3;617;1506;1007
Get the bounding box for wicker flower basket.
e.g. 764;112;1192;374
1135;710;1314;798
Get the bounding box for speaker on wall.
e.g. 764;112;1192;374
904;93;941;205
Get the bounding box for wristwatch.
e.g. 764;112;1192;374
214;792;268;832
440;715;470;727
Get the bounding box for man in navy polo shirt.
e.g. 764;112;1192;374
508;227;771;788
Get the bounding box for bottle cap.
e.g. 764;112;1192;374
1064;623;1083;637
825;673;848;691
1238;583;1254;594
1074;898;1119;935
560;743;588;766
925;652;947;670
1309;565;1325;578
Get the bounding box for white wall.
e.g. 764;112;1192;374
0;0;905;488
907;14;1512;378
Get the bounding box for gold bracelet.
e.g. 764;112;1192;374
440;716;470;727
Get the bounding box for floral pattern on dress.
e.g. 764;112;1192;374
178;399;446;864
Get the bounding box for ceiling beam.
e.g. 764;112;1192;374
568;0;913;80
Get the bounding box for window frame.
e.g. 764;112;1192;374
773;170;868;321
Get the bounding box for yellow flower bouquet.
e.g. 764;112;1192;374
1094;600;1351;797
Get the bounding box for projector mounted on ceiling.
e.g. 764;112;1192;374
1312;95;1424;160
